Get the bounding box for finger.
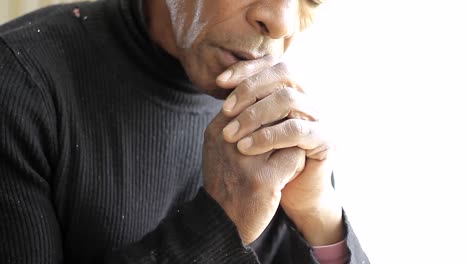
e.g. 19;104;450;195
268;147;306;188
209;110;232;128
216;55;277;89
223;88;320;143
222;62;305;117
204;110;233;146
305;134;336;160
236;119;332;158
307;149;330;161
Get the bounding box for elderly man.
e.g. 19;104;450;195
0;0;369;263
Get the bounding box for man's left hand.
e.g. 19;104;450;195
216;57;345;246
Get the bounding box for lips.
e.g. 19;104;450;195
228;50;257;61
217;46;262;67
229;50;257;61
218;49;240;67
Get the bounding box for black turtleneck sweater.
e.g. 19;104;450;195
0;0;369;263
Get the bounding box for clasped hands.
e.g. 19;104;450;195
203;55;344;246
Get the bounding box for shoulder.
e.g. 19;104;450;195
0;2;91;42
0;1;108;80
0;1;107;37
0;39;38;100
0;38;60;170
0;1;112;105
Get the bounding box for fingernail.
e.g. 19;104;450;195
217;70;233;82
224;95;237;112
223;120;239;137
238;137;253;151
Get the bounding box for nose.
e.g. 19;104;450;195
246;0;299;39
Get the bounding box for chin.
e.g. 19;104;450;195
182;62;232;100
179;44;233;99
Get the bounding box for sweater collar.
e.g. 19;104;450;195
93;0;222;112
119;0;197;92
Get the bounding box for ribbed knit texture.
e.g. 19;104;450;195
0;0;369;263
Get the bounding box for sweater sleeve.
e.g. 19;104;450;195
0;40;63;263
107;189;259;263
265;209;369;264
311;211;370;263
313;240;350;264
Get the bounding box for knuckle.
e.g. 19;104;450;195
287;120;307;137
277;87;295;104
238;78;255;96
243;106;258;121
267;66;281;82
258;128;274;145
274;62;297;88
263;54;276;65
275;62;290;75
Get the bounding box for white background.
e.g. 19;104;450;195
286;0;468;263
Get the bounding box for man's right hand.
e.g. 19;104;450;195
203;111;306;245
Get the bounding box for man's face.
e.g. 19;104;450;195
152;0;320;98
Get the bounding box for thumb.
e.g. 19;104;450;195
216;55;278;89
210;110;232;128
268;147;306;189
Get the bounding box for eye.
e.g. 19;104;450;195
306;0;322;7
